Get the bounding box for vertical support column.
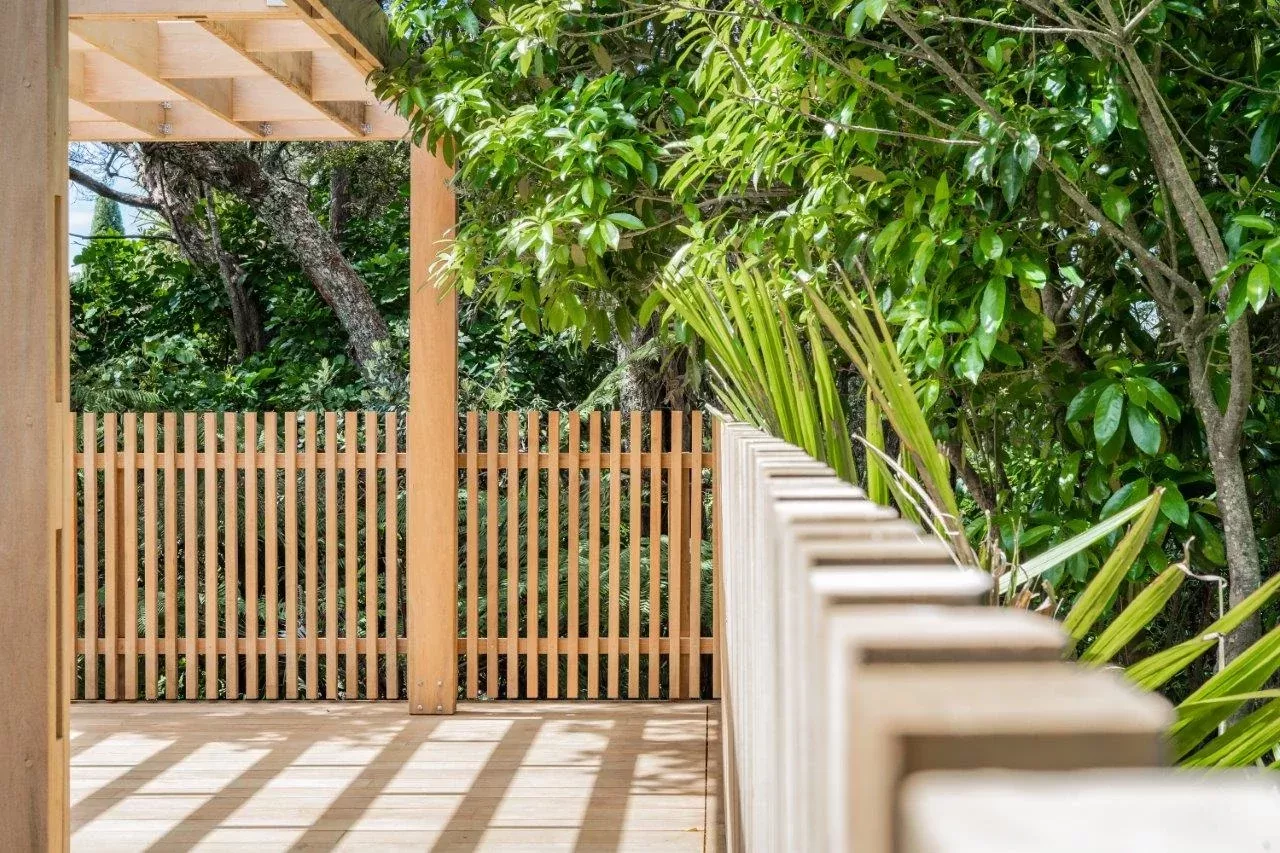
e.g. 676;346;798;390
407;144;458;714
0;0;70;848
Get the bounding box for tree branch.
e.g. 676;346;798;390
69;166;161;212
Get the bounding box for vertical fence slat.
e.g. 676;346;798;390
245;413;258;699
689;411;704;698
143;413;158;699
527;410;540;699
81;412;96;696
385;412;399;700
183;413;197;699
223;412;239;700
647;411;661;695
325;412;338;699
304;411;318;699
265;413;279;700
202;412;217;698
567;412;580;699
484;411;498;695
123;413;139;700
84;414;98;700
465;412;479;699
163;414;177;699
607;412;621;699
505;411;519;696
344;412;358;696
546;411;560;699
628;411;641;699
364;412;378;699
103;413;118;701
668;412;684;699
587;411;601;700
285;413;300;699
712;417;721;699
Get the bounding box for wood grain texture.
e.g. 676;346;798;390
527;411;541;698
546;411;561;699
223;412;238;699
465;411;479;698
0;1;69;840
505;411;520;696
264;412;279;699
406;144;458;715
70;702;717;852
202;412;217;698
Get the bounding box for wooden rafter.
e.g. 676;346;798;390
70;20;258;139
68;0;406;143
70;0;295;20
199;20;363;137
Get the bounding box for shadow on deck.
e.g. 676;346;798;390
71;701;722;852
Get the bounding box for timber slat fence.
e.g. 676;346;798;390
68;410;716;701
716;419;1278;853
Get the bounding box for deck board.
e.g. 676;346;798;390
71;702;720;852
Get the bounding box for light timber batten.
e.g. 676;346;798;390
2;0;70;847
407;145;458;715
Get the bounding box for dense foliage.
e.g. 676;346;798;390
71;143;613;413
376;0;1280;752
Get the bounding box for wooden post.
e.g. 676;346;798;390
407;144;458;714
0;0;70;847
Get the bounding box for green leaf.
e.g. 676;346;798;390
1128;571;1280;691
1233;214;1274;233
1246;264;1271;312
1132;377;1180;420
1102;188;1130;225
1089;91;1119;142
958;339;984;384
1079;566;1184;665
1158;482;1190;526
977;227;1004;260
1100;478;1149;519
606;212;645;230
1250;114;1280;168
1066;379;1109;423
1062;490;1164;646
1002;494;1159;593
1093;383;1124;445
1226;277;1249;322
998;150;1025;207
1127;404;1161;455
976;278;1006;357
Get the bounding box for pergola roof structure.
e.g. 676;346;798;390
69;0;408;142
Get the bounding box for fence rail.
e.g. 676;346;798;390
68;409;717;702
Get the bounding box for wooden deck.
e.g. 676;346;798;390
71;702;721;852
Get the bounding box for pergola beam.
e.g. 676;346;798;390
71;0;295;20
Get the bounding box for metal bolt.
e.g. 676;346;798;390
159;123;172;136
360;122;372;135
259;122;274;137
436;704;444;713
416;703;424;711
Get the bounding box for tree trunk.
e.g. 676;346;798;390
132;148;269;361
1206;419;1264;659
141;143;397;387
330;165;352;241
